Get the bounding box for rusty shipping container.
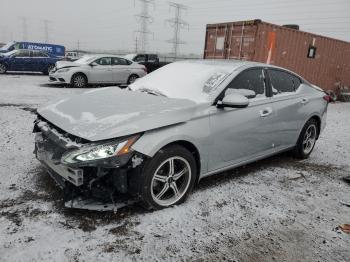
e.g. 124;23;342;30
203;19;350;92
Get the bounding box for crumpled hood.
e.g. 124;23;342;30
55;61;81;69
37;88;197;141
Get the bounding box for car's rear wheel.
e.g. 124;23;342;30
127;74;139;85
293;118;318;159
71;73;87;88
137;145;197;210
0;63;7;74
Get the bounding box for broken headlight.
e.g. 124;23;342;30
61;135;139;165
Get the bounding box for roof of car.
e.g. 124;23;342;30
176;59;304;78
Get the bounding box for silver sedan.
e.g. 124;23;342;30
49;54;147;87
34;60;329;211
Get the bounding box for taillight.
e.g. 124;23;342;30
323;95;332;103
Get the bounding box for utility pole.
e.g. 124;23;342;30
20;17;28;41
134;0;154;53
42;19;51;43
166;2;188;59
77;40;80;57
134;36;139;53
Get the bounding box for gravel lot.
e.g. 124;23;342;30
0;74;349;261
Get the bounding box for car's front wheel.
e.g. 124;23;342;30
71;73;87;88
138;145;197;210
293;118;318;159
0;63;7;74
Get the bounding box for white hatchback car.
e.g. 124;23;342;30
49;55;147;87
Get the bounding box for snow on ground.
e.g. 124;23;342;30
0;74;349;261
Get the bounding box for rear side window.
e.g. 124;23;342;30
112;57;132;65
226;69;266;98
148;54;158;62
268;70;301;94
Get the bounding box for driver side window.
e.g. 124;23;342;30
225;69;266;99
95;57;111;66
15;50;30;57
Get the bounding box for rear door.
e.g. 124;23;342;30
208;68;277;171
30;51;48;72
111;57;132;84
266;69;305;148
90;57;113;83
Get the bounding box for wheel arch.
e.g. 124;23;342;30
307;114;322;139
162;140;201;184
71;71;88;83
133;136;203;184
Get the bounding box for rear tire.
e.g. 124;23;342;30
127;74;139;85
71;73;87;88
293;118;318;159
136;145;197;210
0;63;7;74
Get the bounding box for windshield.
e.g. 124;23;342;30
75;55;96;64
129;61;232;102
0;41;15;51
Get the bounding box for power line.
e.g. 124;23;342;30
166;2;189;59
134;0;154;53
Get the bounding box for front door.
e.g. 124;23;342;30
208;68;276;172
9;50;31;71
90;57;113;83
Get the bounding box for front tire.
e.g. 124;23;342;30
293;118;318;159
0;63;7;74
71;73;87;88
138;145;197;210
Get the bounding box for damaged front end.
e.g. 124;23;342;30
33;115;146;211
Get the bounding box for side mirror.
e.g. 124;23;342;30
217;93;249;109
90;62;98;67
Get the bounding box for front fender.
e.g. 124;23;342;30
132;119;211;175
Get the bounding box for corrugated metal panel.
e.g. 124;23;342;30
204;20;350;92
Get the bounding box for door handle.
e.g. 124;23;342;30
260;107;273;117
301;98;309;104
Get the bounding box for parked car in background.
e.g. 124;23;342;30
49;54;147;87
0;49;61;75
34;60;329;211
65;51;80;61
124;53;169;73
0;41;65;57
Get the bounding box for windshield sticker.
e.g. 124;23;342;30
203;72;228;93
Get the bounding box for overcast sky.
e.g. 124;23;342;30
0;0;349;55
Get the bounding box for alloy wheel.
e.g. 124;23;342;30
302;124;317;154
73;75;86;88
151;156;191;207
0;64;6;74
